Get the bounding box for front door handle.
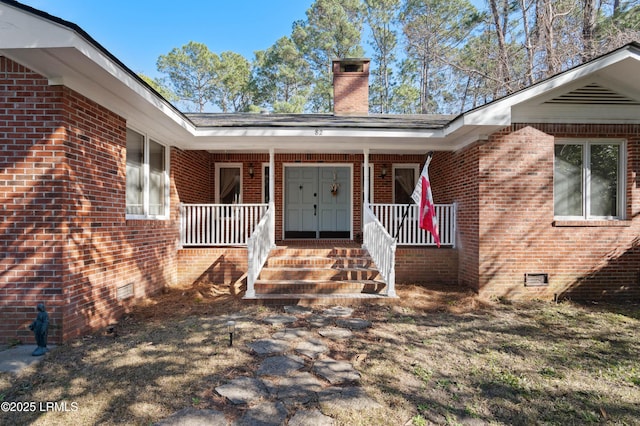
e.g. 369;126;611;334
314;204;317;216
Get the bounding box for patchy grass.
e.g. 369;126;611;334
1;285;639;425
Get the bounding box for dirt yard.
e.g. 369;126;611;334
1;284;639;425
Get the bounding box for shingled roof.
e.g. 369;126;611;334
185;113;455;129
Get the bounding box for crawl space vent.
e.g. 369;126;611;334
524;273;549;287
117;283;134;300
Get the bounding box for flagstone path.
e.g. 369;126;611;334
156;306;382;426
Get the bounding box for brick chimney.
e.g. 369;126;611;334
332;58;370;116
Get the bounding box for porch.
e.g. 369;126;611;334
178;202;457;303
171;140;460;303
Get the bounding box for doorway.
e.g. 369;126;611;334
284;166;351;239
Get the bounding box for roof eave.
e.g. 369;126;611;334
445;43;640;148
0;0;196;144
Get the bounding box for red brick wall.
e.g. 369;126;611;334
369;154;425;204
177;248;247;288
172;148;213;203
0;57;65;343
0;57;179;344
59;93;180;342
476;124;640;301
396;247;458;285
429;146;481;291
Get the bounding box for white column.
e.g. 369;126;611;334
363;148;370;206
362;148;370;250
269;148;276;247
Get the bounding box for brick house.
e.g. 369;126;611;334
1;0;639;343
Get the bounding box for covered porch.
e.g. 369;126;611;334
174;143;458;302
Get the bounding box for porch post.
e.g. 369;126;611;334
269;148;276;247
363;148;370;207
362;148;370;249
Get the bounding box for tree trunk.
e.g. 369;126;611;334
488;0;512;92
537;0;558;76
420;55;430;113
582;0;597;61
519;0;535;86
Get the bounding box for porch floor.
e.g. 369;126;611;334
274;239;361;248
245;242;396;305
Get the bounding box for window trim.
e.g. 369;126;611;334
126;127;170;220
554;138;626;221
215;163;243;204
392;163;419;204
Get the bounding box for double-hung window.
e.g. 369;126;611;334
554;139;625;220
126;128;169;219
216;164;242;204
393;164;419;204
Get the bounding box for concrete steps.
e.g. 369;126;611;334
246;246;393;304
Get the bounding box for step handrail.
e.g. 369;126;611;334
362;203;397;297
246;204;275;298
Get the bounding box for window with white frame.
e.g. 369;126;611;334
216;164;242;203
554;139;625;219
393;164;419;204
126;128;168;218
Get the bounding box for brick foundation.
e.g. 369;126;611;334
395;247;459;286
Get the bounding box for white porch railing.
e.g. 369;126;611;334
370;203;456;246
180;204;268;246
246;204;275;298
363;204;397;297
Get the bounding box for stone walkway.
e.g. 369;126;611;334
156;306;381;426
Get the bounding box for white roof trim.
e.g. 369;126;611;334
0;2;196;139
448;47;640;130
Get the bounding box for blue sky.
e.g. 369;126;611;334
18;0;315;78
18;0;487;81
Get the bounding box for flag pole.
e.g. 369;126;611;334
393;151;433;242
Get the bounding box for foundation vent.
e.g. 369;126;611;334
117;283;134;300
524;273;549;287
